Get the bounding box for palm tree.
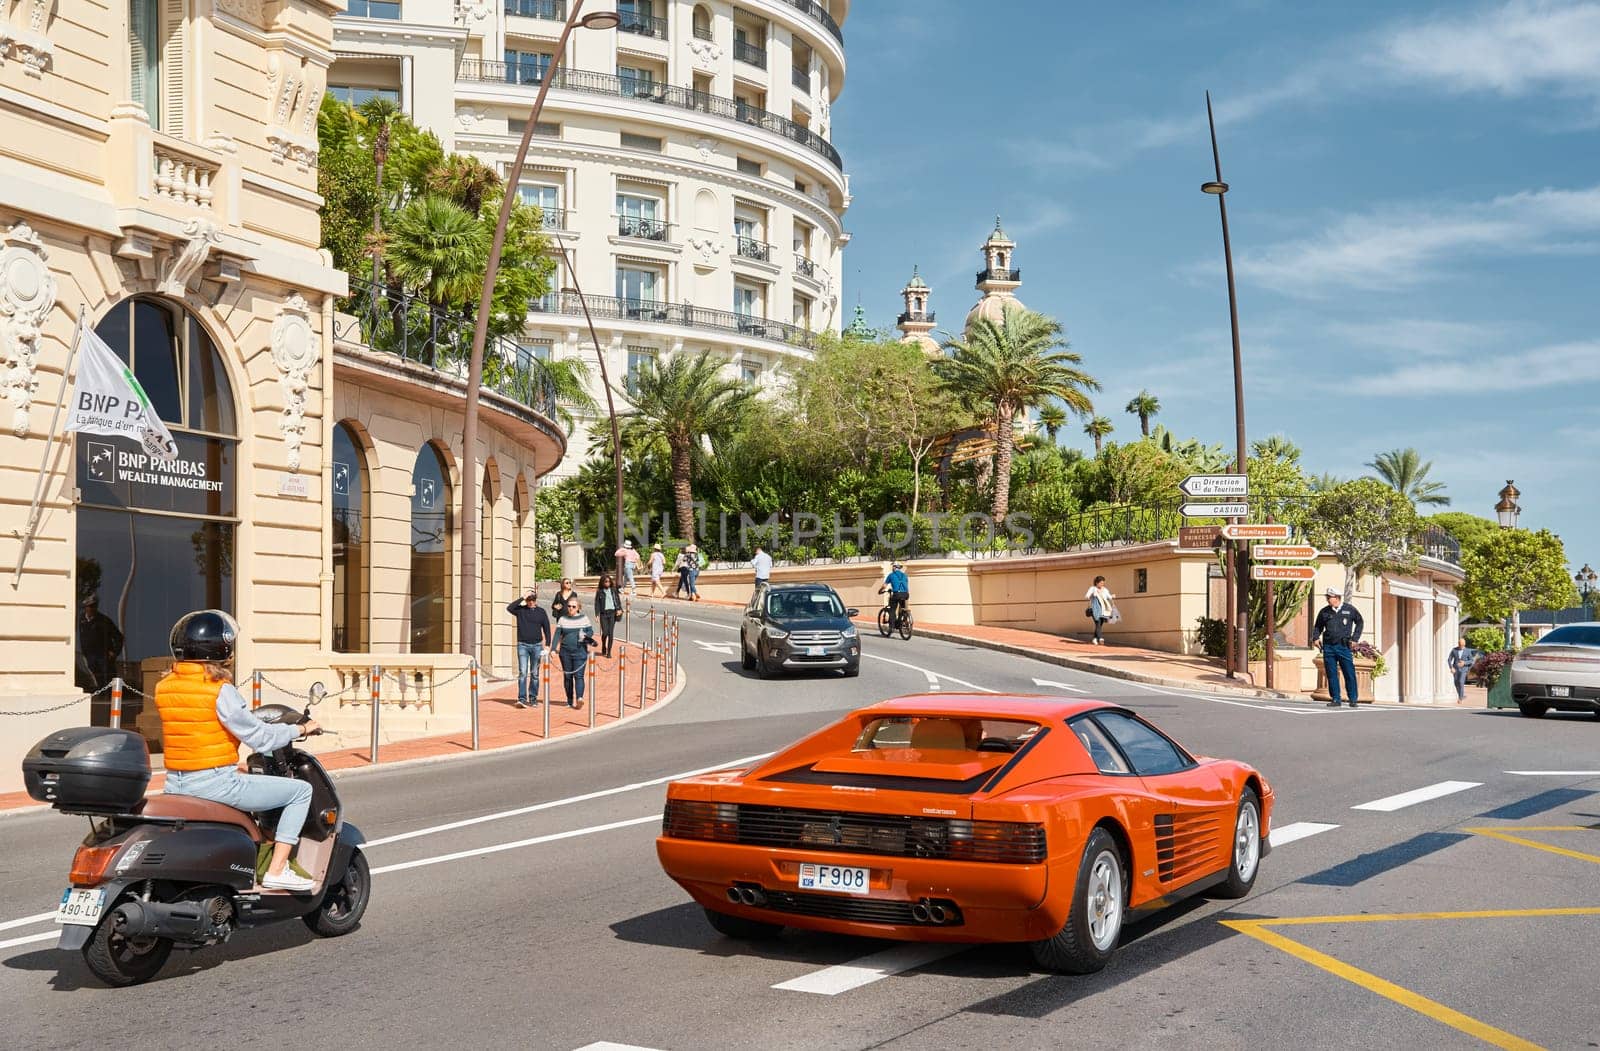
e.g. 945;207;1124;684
624;351;755;541
1084;415;1114;455
426;154;501;216
1367;447;1450;507
1125;390;1160;437
1252;433;1302;464
937;307;1099;521
1037;404;1068;443
386;193;487;311
1308;471;1344;493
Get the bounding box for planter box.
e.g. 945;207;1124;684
1313;657;1378;703
1247;656;1303;691
1487;673;1516;709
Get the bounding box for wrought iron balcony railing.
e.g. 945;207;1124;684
778;0;842;44
897;310;934;325
693;22;713;41
977;267;1022;283
455;63;844;170
333;281;559;421
618;215;672;241
534;205;567;230
618;10;668;39
794;254;817;279
734;39;768;68
791;66;810;91
735;235;772;262
505;0;563;18
528;292;816;347
1420;526;1462;565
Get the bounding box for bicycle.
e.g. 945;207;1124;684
877;601;914;640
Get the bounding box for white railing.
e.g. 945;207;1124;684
151;139;219;208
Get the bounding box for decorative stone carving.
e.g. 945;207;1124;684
0;221;57;436
1;0;56;77
688;37;722;68
692;137;716;161
214;0;264;22
454;0;492;22
159;218;222;296
686;237;723;265
270;293;317;471
457;109;487;130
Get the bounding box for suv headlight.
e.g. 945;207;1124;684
842;625;857;638
765;628;788;640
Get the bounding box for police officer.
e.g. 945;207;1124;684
1311;586;1365;708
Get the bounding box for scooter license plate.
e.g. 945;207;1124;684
55;888;105;926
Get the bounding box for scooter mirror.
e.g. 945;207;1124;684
308;681;326;706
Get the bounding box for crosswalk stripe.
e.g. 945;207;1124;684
1352;780;1482;812
773;943;963;995
573;1043;668;1051
1268;821;1340;847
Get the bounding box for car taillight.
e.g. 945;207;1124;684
663;800;739;842
947;819;1047;863
69;844;120;887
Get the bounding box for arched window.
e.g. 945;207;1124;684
75;298;237;730
409;443;452;653
692;3;711;38
332;423;369;652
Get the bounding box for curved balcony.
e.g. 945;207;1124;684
977;267;1021;284
456;63;844;172
530;292;816;349
778;0;843;44
897;310;934;325
735;235;773;262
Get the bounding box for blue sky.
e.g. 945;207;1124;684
832;0;1600;571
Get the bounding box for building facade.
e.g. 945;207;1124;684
328;0;852;467
0;0;568;789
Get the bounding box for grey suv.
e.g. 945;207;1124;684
741;583;861;678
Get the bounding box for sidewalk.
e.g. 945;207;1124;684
0;640;682;814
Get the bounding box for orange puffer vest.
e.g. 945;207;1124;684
154;662;241;771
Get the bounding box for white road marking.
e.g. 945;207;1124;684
0;930;58;952
365;752;774;847
924;670;940;691
1351;780;1482;812
574;1043;667;1050
0;911;56;933
772;943;964;995
370;814;660;875
1267;821;1340;847
692;640;735;655
1134;683;1319;715
1032;677;1088;693
1506;770;1600;776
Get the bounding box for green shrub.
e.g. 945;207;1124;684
1194;616;1227;658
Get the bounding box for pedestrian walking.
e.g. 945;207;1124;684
1084;575;1117;646
1447;636;1473;704
673;549;692;599
686;543;702;602
554;597;597;708
648;542;666;597
551;576;579;620
751;543;773;597
594;572;623;658
506;591;552;707
75;594;124;693
1312;586;1366;708
615;539;640;596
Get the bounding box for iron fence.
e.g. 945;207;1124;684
528;292;816;346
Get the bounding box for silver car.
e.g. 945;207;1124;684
1509;623;1600;717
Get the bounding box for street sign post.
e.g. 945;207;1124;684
1178;525;1223;549
1251;564;1316;581
1182;502;1249;518
1221;523;1291;540
1180;474;1250;498
1253;543;1316;560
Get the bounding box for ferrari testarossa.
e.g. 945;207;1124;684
656;695;1273;972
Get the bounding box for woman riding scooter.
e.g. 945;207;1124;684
154;610;321;892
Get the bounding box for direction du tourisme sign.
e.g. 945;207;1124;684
1179;474;1249;498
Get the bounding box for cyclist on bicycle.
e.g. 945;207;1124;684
879;562;910;628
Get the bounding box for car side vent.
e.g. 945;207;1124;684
1153;813;1222;883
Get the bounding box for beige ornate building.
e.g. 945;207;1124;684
0;0;568;788
327;0;851;469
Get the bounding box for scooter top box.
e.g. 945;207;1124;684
23;727;152;813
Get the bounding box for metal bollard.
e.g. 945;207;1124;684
639;637;649;709
541;652;551;739
587;654;597;730
670;619;678;686
109;677;123;729
618;644;627;719
469;658;480;751
250;670;262;710
654;634;664;703
369;665;382;764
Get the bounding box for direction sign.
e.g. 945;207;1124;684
1180;474;1250;498
1182;502;1249;518
1251;564;1317;581
1221;523;1291;540
1253;544;1316;560
1178;525;1223;549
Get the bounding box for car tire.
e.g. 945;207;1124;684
741;638;755;671
1517;700;1548;718
756;648;777;680
1030;827;1124;974
703;906;783;940
843;662;860;678
1211;788;1262;900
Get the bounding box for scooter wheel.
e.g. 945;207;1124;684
303;847;371;937
82;913;172;987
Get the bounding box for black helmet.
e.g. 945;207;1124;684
170;610;238;662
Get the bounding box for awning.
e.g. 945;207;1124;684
1386;579;1436;602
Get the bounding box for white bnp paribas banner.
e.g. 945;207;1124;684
63;325;179;464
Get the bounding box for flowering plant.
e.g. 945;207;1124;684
1471;650;1516;689
1350;641;1387;678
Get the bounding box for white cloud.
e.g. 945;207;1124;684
1329;318;1511;358
1234;185;1600;296
1350;339;1600;395
1379;0;1600;102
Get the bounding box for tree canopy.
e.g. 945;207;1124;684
1304;478;1426;597
1459;528;1577;623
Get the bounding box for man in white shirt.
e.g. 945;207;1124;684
615;539;640;595
752;544;773;596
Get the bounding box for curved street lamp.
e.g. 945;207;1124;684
457;1;619;660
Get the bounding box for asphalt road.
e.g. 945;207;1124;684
5;601;1599;1050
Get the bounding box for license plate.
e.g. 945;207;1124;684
55;888;105;926
797;862;870;895
807;646;824;656
1551;685;1572;697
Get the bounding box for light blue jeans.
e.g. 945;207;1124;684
165;765;313;845
516;641;543;703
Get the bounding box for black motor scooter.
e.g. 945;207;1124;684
22;688;370;986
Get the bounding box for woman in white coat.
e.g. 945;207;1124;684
1085;575;1116;645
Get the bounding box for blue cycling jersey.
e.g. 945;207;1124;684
886;570;909;593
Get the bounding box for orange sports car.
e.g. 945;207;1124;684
656;694;1273;973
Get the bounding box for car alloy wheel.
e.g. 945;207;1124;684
1233;797;1260;883
1085;848;1123;952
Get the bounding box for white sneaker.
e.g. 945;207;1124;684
262;867;316;893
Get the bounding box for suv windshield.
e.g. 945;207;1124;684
766;591;844;619
1539;625;1600;647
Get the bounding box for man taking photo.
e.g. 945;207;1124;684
506;590;553;708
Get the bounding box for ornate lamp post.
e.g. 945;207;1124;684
1576;563;1597;617
1495;480;1522;647
456;3;621;660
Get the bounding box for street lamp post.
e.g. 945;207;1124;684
1495;480;1522;648
456;3;621;660
1575;563;1595;618
1202;91;1250;679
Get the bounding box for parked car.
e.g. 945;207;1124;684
740;583;860;678
656;695;1273;973
1508;624;1600;717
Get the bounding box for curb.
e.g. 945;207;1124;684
0;665;688;820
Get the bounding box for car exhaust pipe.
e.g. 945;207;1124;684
726;887;742;904
910;903;931;923
928;904;948;924
740;886;767;906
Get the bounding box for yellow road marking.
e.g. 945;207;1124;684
1464;826;1600;866
1224;909;1600;1050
